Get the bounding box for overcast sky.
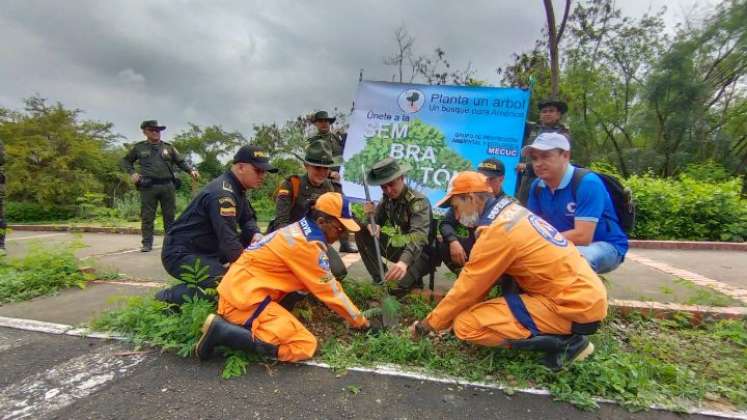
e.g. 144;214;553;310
0;0;719;141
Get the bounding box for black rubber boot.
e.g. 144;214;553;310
195;314;279;361
509;334;594;371
154;279;219;306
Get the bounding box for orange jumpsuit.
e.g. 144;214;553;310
217;217;368;362
425;198;607;346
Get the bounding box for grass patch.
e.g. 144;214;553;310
675;278;744;307
0;241;94;304
91;280;747;412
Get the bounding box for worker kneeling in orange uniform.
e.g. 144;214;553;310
410;172;608;370
196;192;370;362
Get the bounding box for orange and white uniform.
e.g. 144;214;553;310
217;217;368;362
425;196;608;345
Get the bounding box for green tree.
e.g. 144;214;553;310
0;96;123;208
172;124;246;182
343;120;472;190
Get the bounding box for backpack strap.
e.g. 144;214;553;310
570;166;590;202
288;175;302;208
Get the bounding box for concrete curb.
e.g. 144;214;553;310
10;224;747;250
629;239;747;251
411;289;747;323
0;315;744;419
608;299;747;323
8;224;158;235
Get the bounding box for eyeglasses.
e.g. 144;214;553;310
145;128;161;133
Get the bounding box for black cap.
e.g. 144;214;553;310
140;120;166;131
477;158;505;177
233;145;278;173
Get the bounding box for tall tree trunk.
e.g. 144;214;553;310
543;0;571;97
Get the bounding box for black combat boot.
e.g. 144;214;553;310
195;314;278;361
509;334;594;371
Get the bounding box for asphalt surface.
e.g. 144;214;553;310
2;230;746;419
0;327;723;420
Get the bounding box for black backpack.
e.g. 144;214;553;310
534;167;636;233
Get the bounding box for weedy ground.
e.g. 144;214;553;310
92;279;747;413
0;241;97;304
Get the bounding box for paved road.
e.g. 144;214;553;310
2;230;746;418
0;327;724;420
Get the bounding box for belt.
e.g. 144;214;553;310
146;177;174;185
501;277;601;337
243;296;272;330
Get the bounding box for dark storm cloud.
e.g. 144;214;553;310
0;0;713;141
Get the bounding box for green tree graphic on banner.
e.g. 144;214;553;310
344;120;472;190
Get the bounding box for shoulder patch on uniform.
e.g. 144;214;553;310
219;196;237;217
219;196;236;207
222;180;234;193
528;214;568;247
411;198;427;213
277;189;290;196
318;252;331;272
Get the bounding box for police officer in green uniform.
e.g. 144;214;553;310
121;120;199;252
515;98;570;204
306;110;357;253
0;137;6;256
356;157;433;295
269;140;347;280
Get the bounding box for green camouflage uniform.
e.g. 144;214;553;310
271;174;347;280
121;140;192;247
355;185;433;288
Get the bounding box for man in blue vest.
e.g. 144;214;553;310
525;132;628;274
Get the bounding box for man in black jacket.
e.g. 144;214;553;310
155;145;277;305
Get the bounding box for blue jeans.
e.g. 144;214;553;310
577;241;623;274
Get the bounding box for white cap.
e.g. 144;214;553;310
521;132;570;156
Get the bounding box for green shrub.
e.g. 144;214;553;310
113;190;141;221
250;195;275;222
5;202;76;222
0;242;92;303
626;174;747;241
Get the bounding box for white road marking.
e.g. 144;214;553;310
81;246;162;260
0;316;125;340
0;345;147;420
0;315;744;419
6;233;66;242
90;280;165;288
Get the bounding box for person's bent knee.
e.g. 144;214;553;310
278;334;318;362
453;311;480;342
